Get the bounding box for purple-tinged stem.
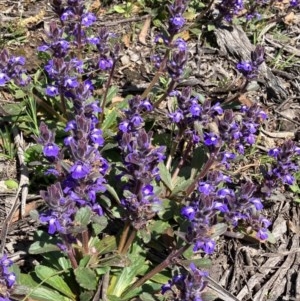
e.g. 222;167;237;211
99;60;117;125
171;138;193;183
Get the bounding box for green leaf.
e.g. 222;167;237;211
58;257;71;270
27;286;71;301
108;248;148;297
189;27;202;36
210;223;228;238
91;214;108;233
114;5;126;13
75;207;92;226
138;228;151;243
171;178;193;197
4;179;18;189
201;291;218;301
148;220;170;236
158;162;173;191
74;267;97;290
207;24;216;31
191;146;207;173
266;230;276;244
139;292;157;301
151;273;170;284
29;241;60;254
92;235;117;254
11;284;30;296
105;184;121;203
80;291;94;301
179;258;212;269
290;184;300;193
35;265;75;299
102;108;118;130
104;85;119;105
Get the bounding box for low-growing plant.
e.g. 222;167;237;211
0;0;299;301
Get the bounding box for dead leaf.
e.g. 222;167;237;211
284;12;295;25
139;16;151;45
112;96;124;103
12;201;40;222
238;94;254;107
122;34;131;48
175;30;190;41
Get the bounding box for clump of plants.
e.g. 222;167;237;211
0;0;299;301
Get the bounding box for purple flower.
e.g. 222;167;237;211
194;239;216;254
174;38;187;51
119;120;130;133
169;110;184;123
81;12;96;26
203;133;219;146
198;182;214;195
142;184;154;196
40;214;63;234
268;147;280;157
250;198;263;210
237;61;253;73
283;174;294;185
290;0;298;6
170;14;185;29
98;58;113;70
0;72;10;85
190;103;201;116
64;77;78;88
43;143;60;158
70;161;91;179
46;86;59;97
90;129;104;146
257;229;268;240
181;206;196;220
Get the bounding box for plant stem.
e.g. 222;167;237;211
99;60;117;125
121;244;189;297
166;128;184;170
141;50;170;99
61;234;78;269
31;89;67;123
117;220;130;253
121;228;137;255
59;87;67;118
153;79;176;109
171;138;193;183
82;230;89;255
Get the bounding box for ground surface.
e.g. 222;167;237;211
0;1;300;300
